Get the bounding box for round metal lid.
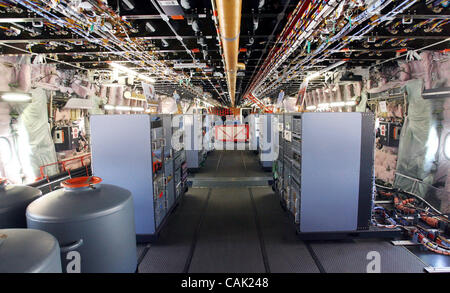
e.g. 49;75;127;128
26;177;132;223
0;229;60;273
61;176;102;188
0;182;42;210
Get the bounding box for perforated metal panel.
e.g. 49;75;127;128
310;239;426;273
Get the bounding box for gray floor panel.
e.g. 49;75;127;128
242;151;269;177
190;151;221;178
216;152;248;177
191;150;266;179
251;187;320;273
138;188;209;273
310;239;427;273
188;187;266;273
190;177;271;187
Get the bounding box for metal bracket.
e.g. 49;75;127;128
391;240;419;246
402;15;413;24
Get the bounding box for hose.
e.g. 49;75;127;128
417;232;450;256
376;183;444;216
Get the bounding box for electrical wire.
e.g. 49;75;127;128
375;183;450;255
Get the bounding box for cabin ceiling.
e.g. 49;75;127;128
0;0;449;106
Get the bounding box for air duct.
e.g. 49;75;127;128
215;0;242;107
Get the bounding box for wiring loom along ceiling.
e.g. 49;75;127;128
0;0;449;107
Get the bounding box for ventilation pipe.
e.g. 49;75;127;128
215;0;242;107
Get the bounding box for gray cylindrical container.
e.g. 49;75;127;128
0;229;62;273
0;178;42;228
26;176;137;273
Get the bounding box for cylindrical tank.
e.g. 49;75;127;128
0;178;42;228
26;176;137;273
0;228;62;273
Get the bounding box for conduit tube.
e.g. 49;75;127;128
215;0;242;107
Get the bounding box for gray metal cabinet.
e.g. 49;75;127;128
90;114;173;241
276;112;375;234
299;112;375;232
165;158;175;210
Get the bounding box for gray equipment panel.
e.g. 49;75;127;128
90;114;155;235
300;112;372;232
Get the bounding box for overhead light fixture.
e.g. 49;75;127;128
115;105;132;111
30;20;43;27
312;100;356;110
305;60;347;82
180;0;191;9
330;101;346;107
131;107;144;112
124;91;132;99
1;92;32;103
161;39;169;48
121;0;135;11
109;63;156;83
191;20;200;32
105;104;142;112
145;22;156;33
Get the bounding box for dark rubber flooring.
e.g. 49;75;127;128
139;151;429;273
190;150;271;178
188;187;265;273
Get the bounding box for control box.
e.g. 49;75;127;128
379;122;402;147
52;126;80;152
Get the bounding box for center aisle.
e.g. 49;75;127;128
139;150;274;273
139;150;320;273
187;187;265;273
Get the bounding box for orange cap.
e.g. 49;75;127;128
62;176;102;188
